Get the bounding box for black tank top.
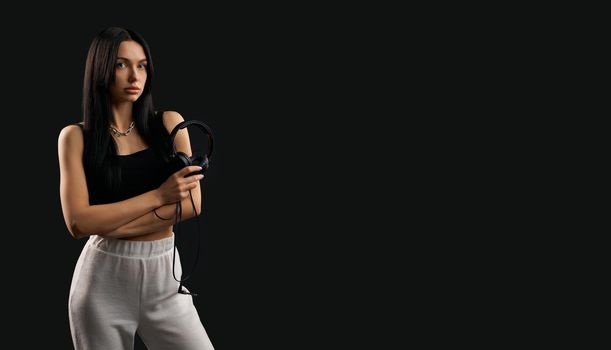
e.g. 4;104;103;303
74;123;170;205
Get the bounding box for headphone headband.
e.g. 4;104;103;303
168;120;214;159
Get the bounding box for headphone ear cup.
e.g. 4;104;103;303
176;152;192;167
201;155;209;172
190;155;209;172
168;151;192;176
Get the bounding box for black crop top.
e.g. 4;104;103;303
74;123;171;205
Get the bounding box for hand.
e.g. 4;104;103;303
156;166;204;205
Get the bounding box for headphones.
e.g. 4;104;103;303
165;116;215;296
167;119;215;177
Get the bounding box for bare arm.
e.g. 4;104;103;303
58;125;170;239
103;189;202;238
104;111;204;237
58;124;200;239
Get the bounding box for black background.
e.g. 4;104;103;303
0;6;380;350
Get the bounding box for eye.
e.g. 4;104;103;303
138;63;147;70
116;62;126;69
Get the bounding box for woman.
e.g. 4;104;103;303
58;27;215;349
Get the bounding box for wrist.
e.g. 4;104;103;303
152;189;165;207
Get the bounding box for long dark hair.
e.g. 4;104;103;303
81;27;171;191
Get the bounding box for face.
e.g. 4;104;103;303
109;40;148;103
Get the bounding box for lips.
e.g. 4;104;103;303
125;87;140;94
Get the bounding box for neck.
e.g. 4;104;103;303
110;103;134;130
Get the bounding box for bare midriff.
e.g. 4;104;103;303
119;227;173;241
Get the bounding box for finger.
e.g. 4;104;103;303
187;174;204;183
180;175;203;186
176;165;202;177
179;182;198;192
180;174;204;184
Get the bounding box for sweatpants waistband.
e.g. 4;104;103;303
86;234;175;258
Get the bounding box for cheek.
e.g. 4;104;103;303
114;71;126;81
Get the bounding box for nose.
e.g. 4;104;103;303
128;71;138;83
128;67;143;83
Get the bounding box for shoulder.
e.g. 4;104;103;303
58;123;84;148
159;110;185;134
57;124;85;157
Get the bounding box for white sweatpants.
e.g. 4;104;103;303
69;234;214;350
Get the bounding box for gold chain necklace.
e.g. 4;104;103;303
109;121;135;137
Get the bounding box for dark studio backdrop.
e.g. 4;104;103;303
0;5;380;350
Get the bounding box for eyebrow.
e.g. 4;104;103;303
116;57;148;63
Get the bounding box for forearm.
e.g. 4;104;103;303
104;190;202;238
71;189;164;238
